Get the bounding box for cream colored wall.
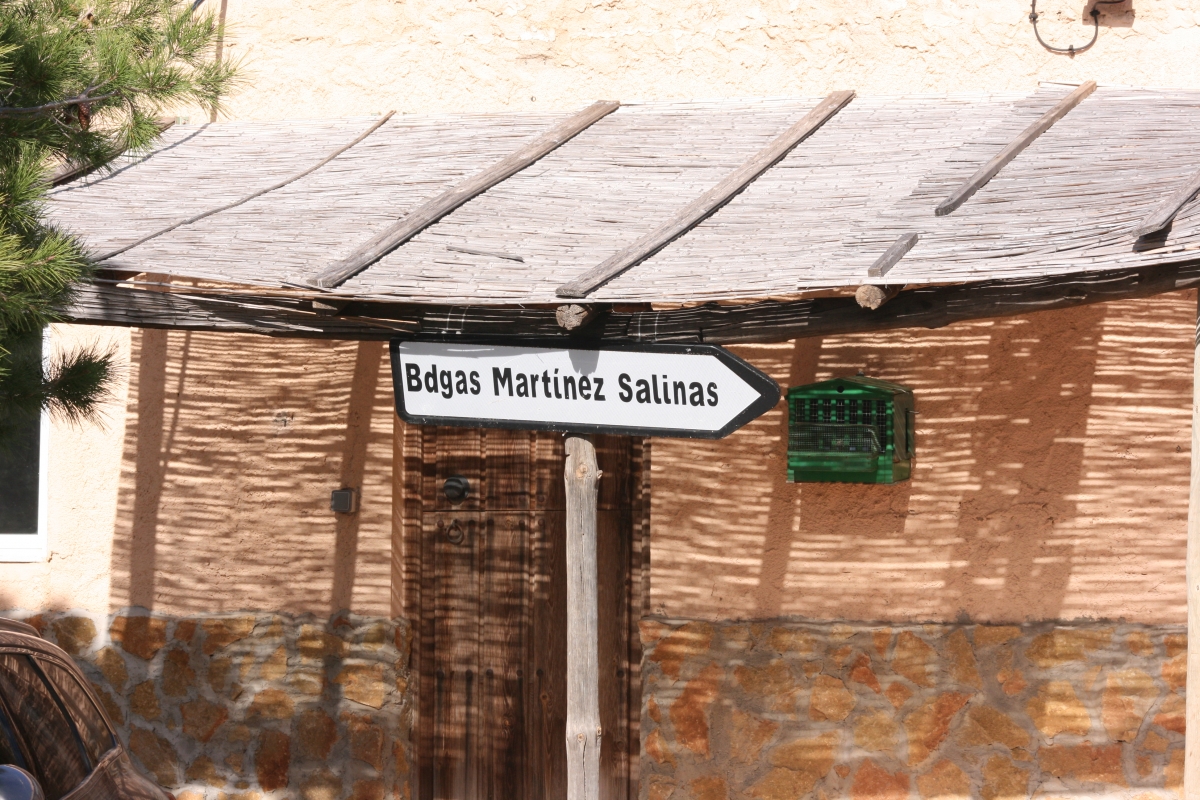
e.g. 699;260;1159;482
11;0;1200;621
0;325;130;614
218;0;1200;118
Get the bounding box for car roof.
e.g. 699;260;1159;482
0;618;40;638
0;618;76;661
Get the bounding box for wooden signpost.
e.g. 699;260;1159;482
390;339;778;799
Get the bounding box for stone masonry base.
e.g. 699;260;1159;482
639;619;1186;800
4;608;413;800
5;610;1187;798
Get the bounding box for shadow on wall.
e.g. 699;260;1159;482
651;292;1194;625
107;331;394;617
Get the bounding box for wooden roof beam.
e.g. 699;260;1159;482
866;232;918;278
556;89;856;299
935;81;1096;217
1132;169;1200;238
312;100;621;289
856;233;918;309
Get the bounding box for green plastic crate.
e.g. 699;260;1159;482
786;376;915;484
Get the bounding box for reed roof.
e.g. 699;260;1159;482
48;84;1200;306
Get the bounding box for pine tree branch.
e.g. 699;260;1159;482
0;84;116;118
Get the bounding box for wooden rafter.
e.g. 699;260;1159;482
70;262;1200;344
555;90;856;299
935;81;1096;217
1132;169;1200;238
866;232;919;278
312;100;621;289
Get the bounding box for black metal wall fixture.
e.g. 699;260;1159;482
1029;0;1127;56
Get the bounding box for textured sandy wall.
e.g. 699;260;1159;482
651;293;1195;624
0;329;395;618
216;0;1200;119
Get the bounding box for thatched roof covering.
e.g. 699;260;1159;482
49;84;1200;306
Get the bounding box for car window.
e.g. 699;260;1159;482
0;653;89;800
36;660;114;766
0;695;29;771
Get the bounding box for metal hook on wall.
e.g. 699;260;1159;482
1029;0;1124;56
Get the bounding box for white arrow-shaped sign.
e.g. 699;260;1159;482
390;339;780;439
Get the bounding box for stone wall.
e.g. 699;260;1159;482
5;609;413;800
640;619;1187;799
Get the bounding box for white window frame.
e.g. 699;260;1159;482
0;329;50;562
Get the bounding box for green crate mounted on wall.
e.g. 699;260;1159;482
787;376;915;484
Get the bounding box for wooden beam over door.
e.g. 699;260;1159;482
555;89;856;299
312;100;621;289
935;81;1096;217
72;262;1200;346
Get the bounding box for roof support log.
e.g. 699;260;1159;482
70;263;1200;345
1132;169;1200;238
556;89;856;299
556;304;599;331
935;81;1096;217
312;100;621;289
855;284;903;310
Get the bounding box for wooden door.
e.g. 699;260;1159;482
397;425;647;800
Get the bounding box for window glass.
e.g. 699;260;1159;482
0;695;29;771
0;654;89;800
0;333;42;533
36;660;114;766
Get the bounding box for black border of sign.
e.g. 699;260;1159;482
389;337;781;439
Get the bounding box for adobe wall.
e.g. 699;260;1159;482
651;293;1195;625
0;328;396;618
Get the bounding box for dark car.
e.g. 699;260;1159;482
0;618;170;800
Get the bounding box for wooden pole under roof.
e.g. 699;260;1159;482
565;434;602;800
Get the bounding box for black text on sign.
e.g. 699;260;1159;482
389;340;780;439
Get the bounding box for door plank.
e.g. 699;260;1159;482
480;512;530;798
484;428;534;511
423;512;483;800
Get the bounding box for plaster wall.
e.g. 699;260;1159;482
213;0;1200;119
0;324;131;613
651;293;1196;625
0;328;396;618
